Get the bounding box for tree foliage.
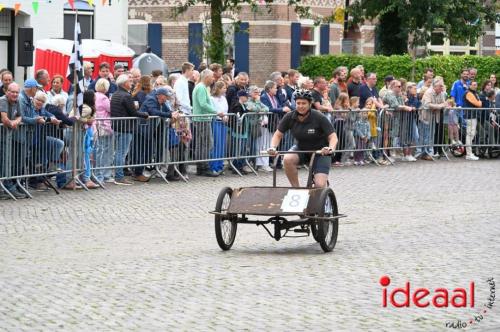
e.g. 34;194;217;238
349;0;500;50
375;8;407;55
173;0;338;64
299;54;500;89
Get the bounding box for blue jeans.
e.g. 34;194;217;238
82;127;94;182
231;135;247;170
209;121;226;172
113;132;133;180
95;134;114;182
419;122;432;156
56;128;83;188
46;136;64;164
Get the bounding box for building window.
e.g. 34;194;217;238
63;1;94;40
300;25;319;57
427;29;479;55
0;9;12;37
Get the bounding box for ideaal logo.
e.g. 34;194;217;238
379;276;496;329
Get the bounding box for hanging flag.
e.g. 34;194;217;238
14;3;21;15
66;15;84;109
68;0;75;10
88;0;94;7
334;7;345;24
32;1;39;15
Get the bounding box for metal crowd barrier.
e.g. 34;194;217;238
1;107;499;201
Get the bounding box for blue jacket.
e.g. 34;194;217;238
406;95;421;110
138;92;173;129
261;92;287;114
18;90;37;126
139;92;173;118
45;104;75;128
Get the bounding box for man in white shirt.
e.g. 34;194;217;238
174;62;194;115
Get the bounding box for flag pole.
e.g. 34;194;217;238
71;9;79;189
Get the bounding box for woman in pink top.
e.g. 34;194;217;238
93;78;114;183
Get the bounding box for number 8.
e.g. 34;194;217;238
289;194;300;207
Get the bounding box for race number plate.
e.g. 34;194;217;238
280;189;310;213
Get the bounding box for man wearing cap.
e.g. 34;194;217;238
192;69;225;177
228;89;252;174
132;88;178;181
19;79;44;125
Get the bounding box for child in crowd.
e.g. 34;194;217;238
353;107;371;165
402;83;420;161
447;98;462;145
80;91;98;189
322;88;333;122
364;97;380;164
332;93;350;166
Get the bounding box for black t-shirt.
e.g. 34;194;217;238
347;81;362;97
310;89;323;110
277;109;335;151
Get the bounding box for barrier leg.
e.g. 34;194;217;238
0;180;16;201
16;179;32;199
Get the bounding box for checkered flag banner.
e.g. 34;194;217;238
66;14;84;107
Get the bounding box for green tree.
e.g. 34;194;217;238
375;8;407;55
350;0;500;52
173;0;337;64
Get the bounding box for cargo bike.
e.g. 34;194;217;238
210;151;346;253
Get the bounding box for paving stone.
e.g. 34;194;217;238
0;159;499;331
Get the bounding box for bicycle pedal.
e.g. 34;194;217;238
293;229;309;233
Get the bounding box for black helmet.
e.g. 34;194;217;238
293;89;313;102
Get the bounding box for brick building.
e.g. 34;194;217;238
128;0;376;84
128;0;497;84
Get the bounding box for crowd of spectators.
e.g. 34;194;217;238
1;59;499;199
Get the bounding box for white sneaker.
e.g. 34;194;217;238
242;165;253;173
258;165;273;172
104;178;115;183
407;155;417;162
401;156;411;162
143;170;152;177
466;155;479;161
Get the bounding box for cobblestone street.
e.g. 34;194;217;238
1;160;499;331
